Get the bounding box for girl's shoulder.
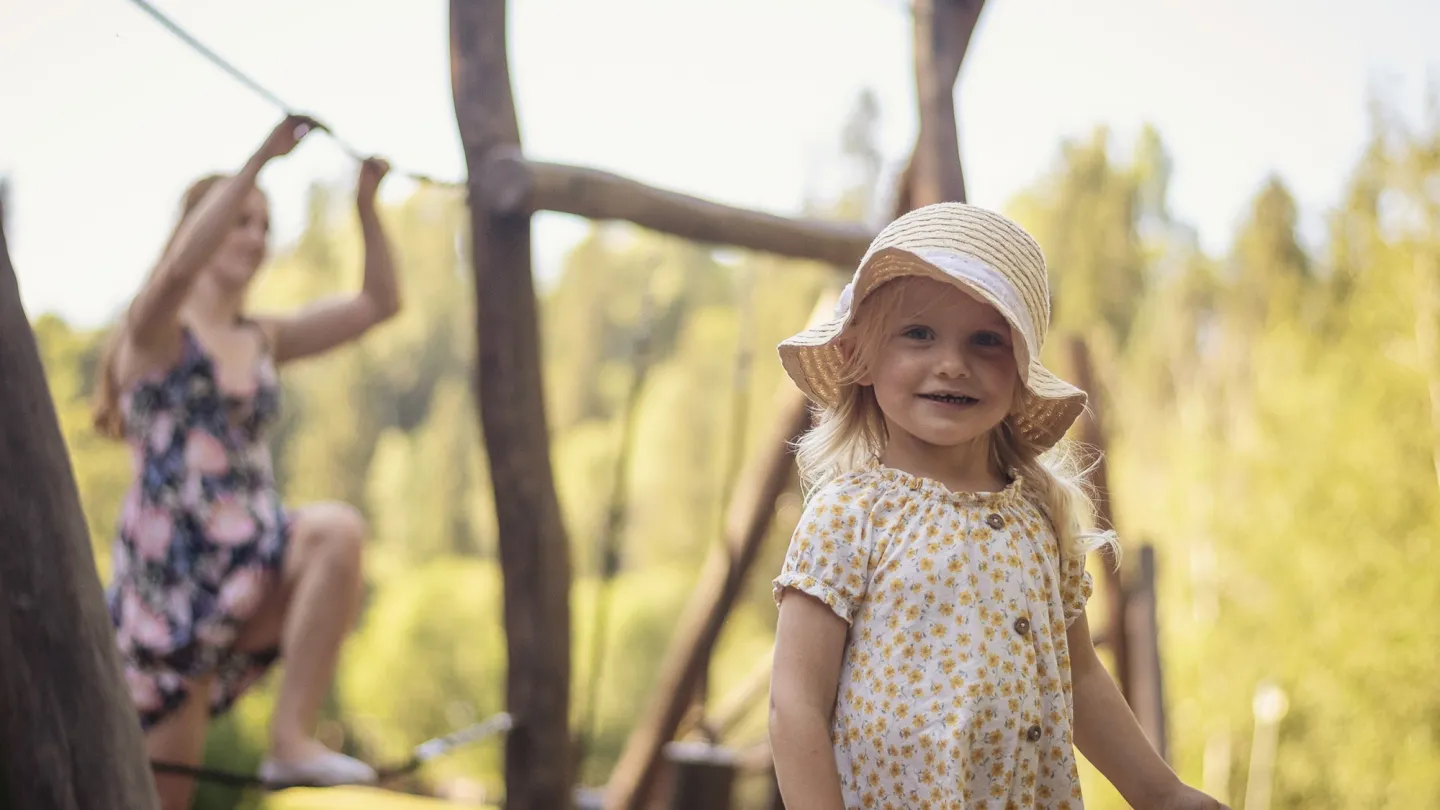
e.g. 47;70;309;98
802;464;923;521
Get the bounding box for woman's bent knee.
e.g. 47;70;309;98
295;501;365;555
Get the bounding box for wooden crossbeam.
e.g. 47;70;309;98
479;147;875;268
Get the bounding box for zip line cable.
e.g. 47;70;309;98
123;0;461;187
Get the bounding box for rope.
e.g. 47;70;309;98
122;0;460;187
151;712;514;792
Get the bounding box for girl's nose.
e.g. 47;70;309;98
935;344;971;378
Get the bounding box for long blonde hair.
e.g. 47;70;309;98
793;278;1117;561
91;173;230;440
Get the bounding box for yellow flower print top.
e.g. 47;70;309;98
772;461;1094;809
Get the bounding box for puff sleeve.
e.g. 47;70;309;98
1059;546;1094;627
771;479;875;624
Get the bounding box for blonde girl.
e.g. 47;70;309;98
768;203;1226;809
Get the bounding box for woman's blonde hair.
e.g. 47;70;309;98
793;278;1118;561
91;173;230;440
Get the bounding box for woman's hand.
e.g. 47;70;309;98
357;157;390;208
258;113;322;162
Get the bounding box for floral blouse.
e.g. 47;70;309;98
773;461;1094;808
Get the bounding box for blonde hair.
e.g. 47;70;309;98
92;173;230;440
793;278;1118;561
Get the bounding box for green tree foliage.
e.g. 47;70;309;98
25;91;1440;808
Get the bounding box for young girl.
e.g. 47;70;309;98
768;203;1226;809
94;114;401;807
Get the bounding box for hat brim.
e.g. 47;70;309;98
777;249;1087;450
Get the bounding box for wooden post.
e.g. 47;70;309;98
663;742;737;810
1124;545;1167;760
892;0;985;214
0;191;160;808
601;292;835;810
1066;336;1130;699
450;3;573;808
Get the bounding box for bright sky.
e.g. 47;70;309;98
3;0;1436;328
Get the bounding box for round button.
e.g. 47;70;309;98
1013;617;1030;635
986;513;1005;530
1026;724;1043;742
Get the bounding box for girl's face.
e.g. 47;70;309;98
205;188;270;290
858;276;1018;453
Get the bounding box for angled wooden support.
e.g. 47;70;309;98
602;290;837;810
478;147;876;268
0;192;160;808
450;2;574;808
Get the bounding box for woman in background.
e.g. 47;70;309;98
92;113;401;808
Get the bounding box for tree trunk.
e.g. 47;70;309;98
0;191;160;809
450;3;574;808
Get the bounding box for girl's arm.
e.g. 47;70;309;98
769;590;849;810
123;115;314;364
258;157;401;365
1068;614;1229;810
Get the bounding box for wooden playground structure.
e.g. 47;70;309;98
0;1;1166;808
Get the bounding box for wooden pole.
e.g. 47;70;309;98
1066;336;1130;699
891;0;985;214
1124;544;1167;759
0;191;161;808
601;292;835;810
450;3;573;808
479;148;876;267
663;743;737;810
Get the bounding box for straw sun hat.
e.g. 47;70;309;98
778;201;1087;451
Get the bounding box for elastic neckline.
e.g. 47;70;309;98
861;457;1027;508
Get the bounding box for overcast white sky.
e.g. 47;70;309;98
3;0;1437;327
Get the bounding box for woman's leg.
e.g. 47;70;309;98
145;677;214;810
232;501;366;764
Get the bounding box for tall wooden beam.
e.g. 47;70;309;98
1125;545;1167;759
602;293;835;810
480;149;876;268
0;192;160;808
1067;337;1130;699
893;0;985;213
450;3;574;808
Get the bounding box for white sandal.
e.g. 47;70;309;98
258;749;379;788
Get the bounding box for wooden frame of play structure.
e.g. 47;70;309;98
0;1;1165;808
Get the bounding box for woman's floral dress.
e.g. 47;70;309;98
106;324;291;730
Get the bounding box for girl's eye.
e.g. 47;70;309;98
901;325;934;341
973;330;1006;347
